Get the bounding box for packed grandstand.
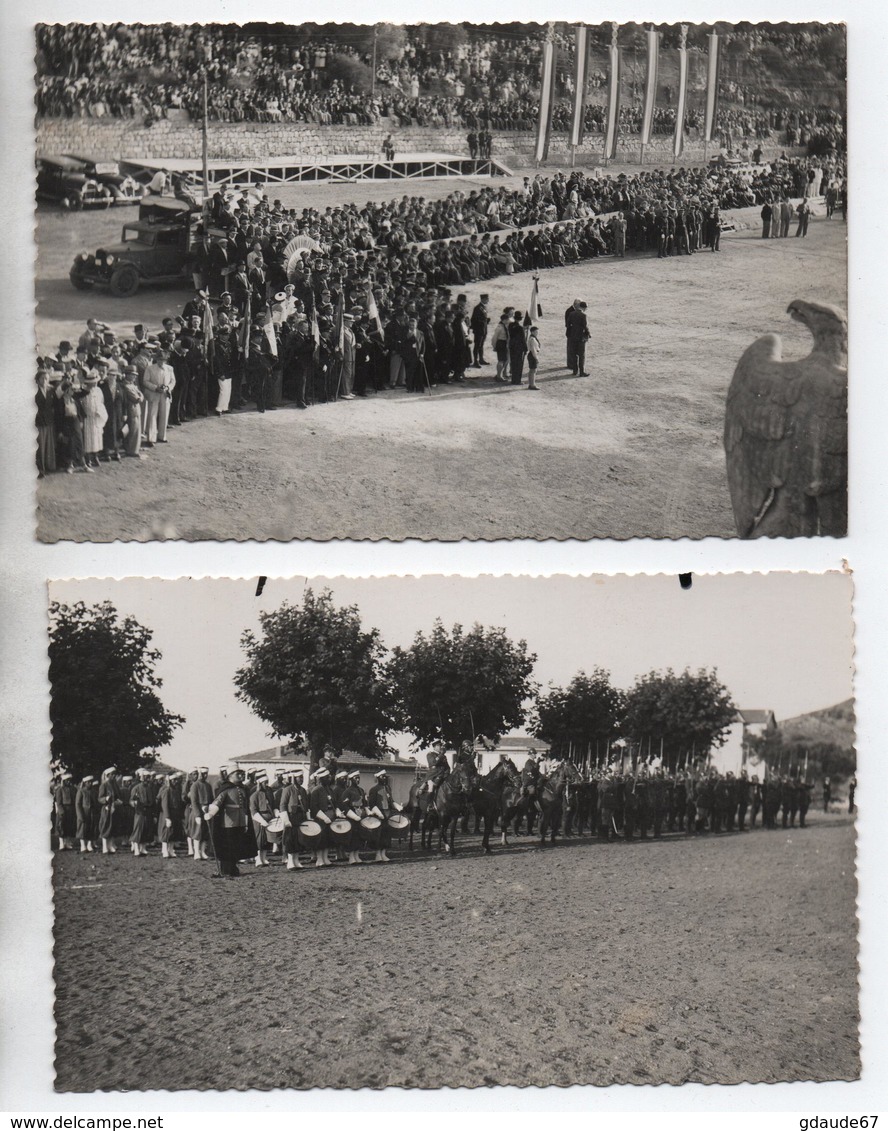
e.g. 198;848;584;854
36;22;845;153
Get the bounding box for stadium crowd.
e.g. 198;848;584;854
36;155;845;476
35;23;845;152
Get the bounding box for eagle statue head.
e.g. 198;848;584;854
786;299;847;365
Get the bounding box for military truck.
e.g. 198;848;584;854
69;196;218;297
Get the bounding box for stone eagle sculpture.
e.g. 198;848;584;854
724;299;848;538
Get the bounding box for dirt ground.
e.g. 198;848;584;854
52;813;858;1092
34;168;847;542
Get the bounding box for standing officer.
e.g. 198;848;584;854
470;294;490;367
565;301;590;377
203;768;256;878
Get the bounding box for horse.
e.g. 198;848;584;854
468;758;521;852
538;760;583;845
423;762;474;855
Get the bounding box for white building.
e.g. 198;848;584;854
713;709;777;774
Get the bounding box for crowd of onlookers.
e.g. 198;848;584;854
36;155;843;479
35;23;845;152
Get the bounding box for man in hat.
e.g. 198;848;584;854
470;294;490;367
188;767;214;861
308;768;336;867
203;769;256;878
53;772;77;850
128;769;153;855
367;769;399;863
120;366;145;458
564;300;590;377
158;772;184;857
249;770;279;867
97;767;122;854
279;771;309;870
142;346;174;445
75;775;98;853
339;770;367;866
35;369;57;476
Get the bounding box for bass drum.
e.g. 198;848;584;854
296;819;323;849
359;815;382;847
329;818;353;845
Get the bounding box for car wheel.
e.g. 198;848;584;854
69;268;92;291
109;264;140;298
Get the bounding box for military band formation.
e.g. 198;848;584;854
52;749;854;878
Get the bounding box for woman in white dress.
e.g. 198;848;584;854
80;371;108;469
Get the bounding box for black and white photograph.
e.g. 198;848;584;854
48;573;857;1092
33;21;847;542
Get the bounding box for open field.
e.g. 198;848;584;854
35;169;847;541
53;813;858;1091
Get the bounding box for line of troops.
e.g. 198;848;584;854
513;754;847;841
51;760;408;878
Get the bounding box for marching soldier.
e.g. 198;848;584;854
54;772;77;850
308;768;336;867
798;776;812;827
97;766;122;854
204;768;256;879
75;775;98;853
188;767;214;861
749;775;762;828
279;771;309;871
367;769;398;864
249;770;279;868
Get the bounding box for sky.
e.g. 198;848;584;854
48;573;854;770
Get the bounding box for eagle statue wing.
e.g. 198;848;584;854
284;235;324;282
724;334;804;537
724;300;848;538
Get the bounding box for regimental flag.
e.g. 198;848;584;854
673;28;690;159
310;303;321;361
641;27;660;147
603;37;623;160
366;283;383;336
569;25;591;148
202;297;214;358
534;37;557;165
704;31;721;144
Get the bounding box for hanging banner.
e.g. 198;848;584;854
641;27;660;146
534;37;557;165
603;27;622;160
704;30;721;143
673;25;689;159
569;25;591;148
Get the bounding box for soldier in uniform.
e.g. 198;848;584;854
749;775;762;828
848;775;857;813
188;767;214;861
736;770;750;831
75;775;98;853
249;770;279;867
339;770;367;866
97;766;122;854
204;768;256;878
798;776;812;828
822;776;832;812
308;767;336;867
53;772;77;850
129;769;153;856
671;770;687;832
781;776;798;829
367;769;400;864
158;772;185;858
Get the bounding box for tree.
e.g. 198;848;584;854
387;620;537;754
234;589;394;764
48;601;184;779
622;668;737;769
533;669;625;764
747;731;856;780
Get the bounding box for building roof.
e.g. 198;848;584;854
231;744;416;767
738;709;776;726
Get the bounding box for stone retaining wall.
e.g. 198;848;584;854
36;116;799;169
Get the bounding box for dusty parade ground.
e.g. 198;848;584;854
34;169;847;542
53;813;858;1092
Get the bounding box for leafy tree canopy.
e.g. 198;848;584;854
234;589;395;763
387;620;537;753
622;667;737;769
533;668;625;760
49;601;184;779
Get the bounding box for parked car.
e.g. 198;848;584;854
69;195;220;297
63;156;146;204
36;155;113;209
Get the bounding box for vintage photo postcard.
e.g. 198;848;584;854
47;572;857;1091
33;21;846;541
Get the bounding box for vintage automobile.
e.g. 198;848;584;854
36;155;114;209
63;155;146;204
69;196;218;297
